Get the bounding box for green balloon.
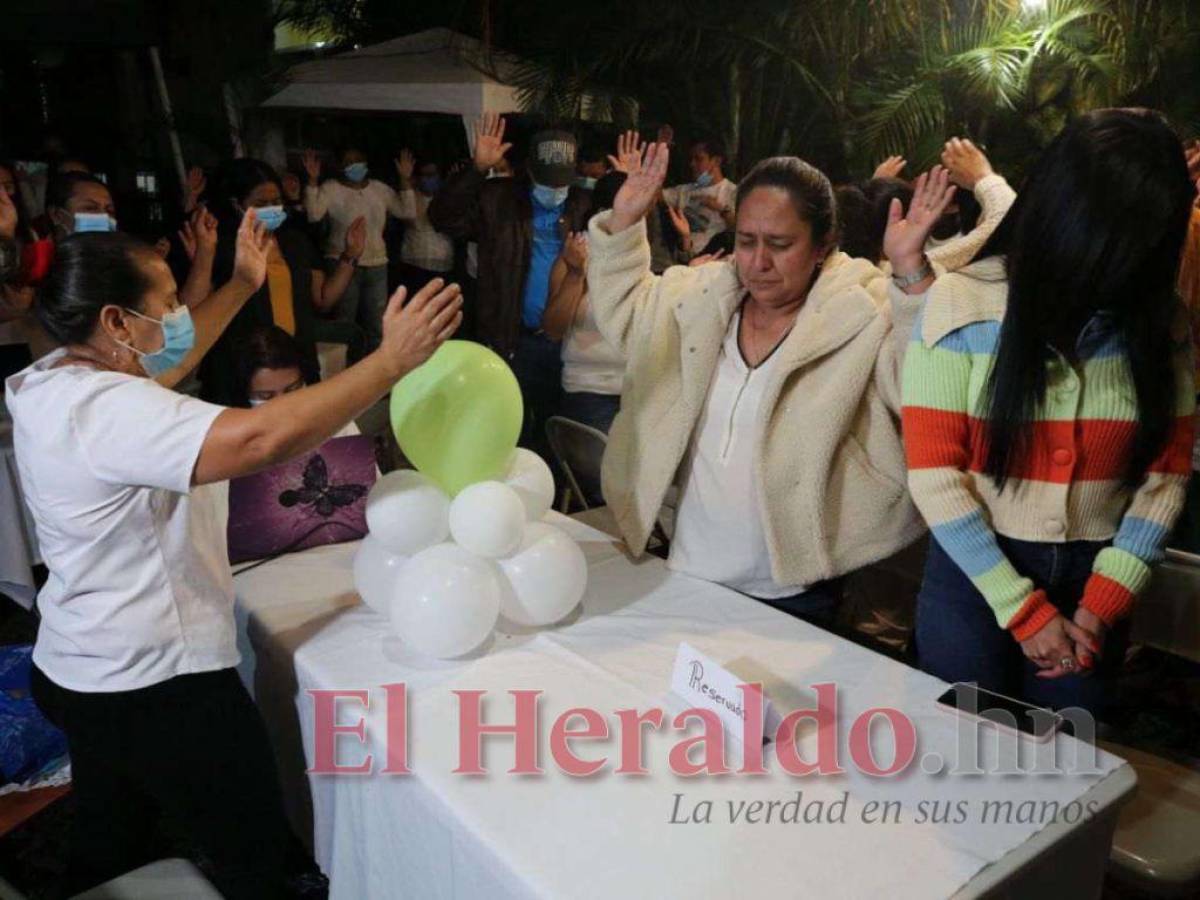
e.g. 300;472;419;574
389;340;523;497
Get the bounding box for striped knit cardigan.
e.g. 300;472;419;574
901;256;1196;641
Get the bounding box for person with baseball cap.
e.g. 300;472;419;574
429;115;592;454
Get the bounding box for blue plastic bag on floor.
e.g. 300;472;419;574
0;644;68;786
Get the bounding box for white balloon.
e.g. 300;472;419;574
392;543;501;658
448;480;526;559
498;523;587;627
365;469;449;556
503;448;556;521
352;536;408;615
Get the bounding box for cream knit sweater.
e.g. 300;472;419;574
586;211;927;586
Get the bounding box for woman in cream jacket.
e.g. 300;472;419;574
586;142;954;623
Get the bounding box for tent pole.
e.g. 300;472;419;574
148;46;188;203
462;114;476;157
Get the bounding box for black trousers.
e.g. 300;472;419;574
31;665;289;899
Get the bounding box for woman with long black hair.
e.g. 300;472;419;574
901;108;1196;714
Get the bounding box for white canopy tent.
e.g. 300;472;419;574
262;28;613;146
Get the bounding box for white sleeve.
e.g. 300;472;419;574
304;182;331;222
71;374;225;493
719;180;737;211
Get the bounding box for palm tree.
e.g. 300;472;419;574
276;0;1200;180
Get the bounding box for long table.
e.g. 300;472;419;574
234;516;1134;900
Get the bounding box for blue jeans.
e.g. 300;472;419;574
330;263;389;362
916;536;1128;717
559;390;620;436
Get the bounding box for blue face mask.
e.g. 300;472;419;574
118;306;195;377
417;175;442;195
74;212;117;233
694;171;714;189
343;162;368;183
531;182;569;209
255;205;287;232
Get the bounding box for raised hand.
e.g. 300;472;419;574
473;113;512;174
1020;612;1100;680
379;277;464;378
196;206;218;254
232;208;271;292
882;165;957;274
561;232;588;273
178;220;198;261
344;215;367;259
395;148;415;185
607;130;645;174
940;138;993;190
665;202;690;238
607;142;670;234
873;155;907;180
302;149;322;186
184;165;207;212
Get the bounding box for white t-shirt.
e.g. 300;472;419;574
668;312;804;599
561;296;625;396
663;178;737;255
5;351;232;692
304;179;415;267
400;192;454;273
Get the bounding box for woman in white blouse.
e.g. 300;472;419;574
5;212;461;898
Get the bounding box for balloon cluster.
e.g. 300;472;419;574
353;341;588;659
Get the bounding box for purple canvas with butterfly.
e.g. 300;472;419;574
227;435;377;564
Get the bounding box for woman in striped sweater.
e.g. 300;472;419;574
900;109;1196;714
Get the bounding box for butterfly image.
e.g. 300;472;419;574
278;453;368;517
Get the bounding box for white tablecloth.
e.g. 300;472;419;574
0;420;40;609
235;518;1132;900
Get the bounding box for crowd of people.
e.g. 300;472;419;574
1;105;1199;897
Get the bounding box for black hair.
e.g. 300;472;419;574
736;157;837;247
834;184;872;260
839;176;914;263
232;325;305;408
578;143;607;165
45;172;108;212
693;137;727;162
37;233;157;344
589;171;626;217
210;158;283;225
977;108;1194;488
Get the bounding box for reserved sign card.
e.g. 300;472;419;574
670;642;782;744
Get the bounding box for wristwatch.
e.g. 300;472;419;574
339;252;359;268
891;255;932;288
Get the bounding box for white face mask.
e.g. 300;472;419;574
248;398;267;408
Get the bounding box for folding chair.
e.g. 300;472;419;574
544;415;608;513
545;416;669;552
1099;547;1200;897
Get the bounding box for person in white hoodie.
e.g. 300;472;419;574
302;147;416;359
586;143;956;626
